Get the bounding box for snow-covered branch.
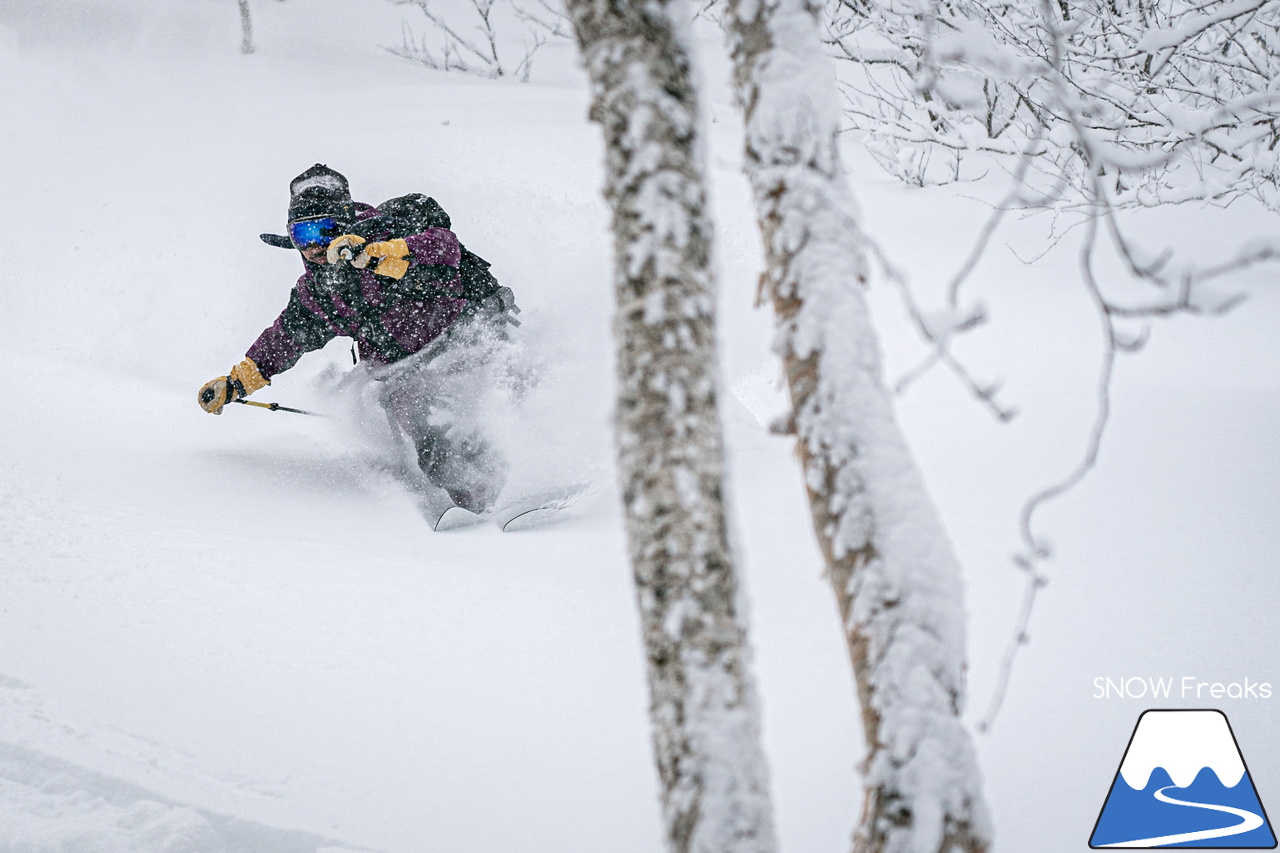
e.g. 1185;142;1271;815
825;0;1280;205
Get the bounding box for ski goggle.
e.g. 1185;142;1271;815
288;216;342;248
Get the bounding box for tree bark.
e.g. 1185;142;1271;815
723;0;992;850
563;2;778;852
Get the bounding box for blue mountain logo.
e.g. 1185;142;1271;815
1091;709;1276;848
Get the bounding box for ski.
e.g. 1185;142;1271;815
382;458;588;532
434;505;486;531
492;484;588;532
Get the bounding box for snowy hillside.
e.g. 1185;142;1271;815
1;0;1278;851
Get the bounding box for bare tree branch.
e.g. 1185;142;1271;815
387;0;569;81
238;0;255;54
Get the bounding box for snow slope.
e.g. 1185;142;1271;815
1;0;1278;851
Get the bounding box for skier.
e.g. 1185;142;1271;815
198;164;518;515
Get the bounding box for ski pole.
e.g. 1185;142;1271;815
232;399;324;417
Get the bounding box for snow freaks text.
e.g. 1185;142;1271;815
1093;677;1273;700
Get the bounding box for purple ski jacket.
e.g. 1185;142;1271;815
246;214;469;380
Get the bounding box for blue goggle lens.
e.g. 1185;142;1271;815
289;217;340;248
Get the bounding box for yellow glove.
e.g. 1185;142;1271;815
362;238;411;279
198;358;270;415
325;234;410;279
326;234;366;265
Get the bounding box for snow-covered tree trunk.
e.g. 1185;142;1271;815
723;0;991;851
563;2;778;853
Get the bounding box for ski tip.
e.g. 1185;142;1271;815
495;482;593;532
500;505;568;532
434;505;485;532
